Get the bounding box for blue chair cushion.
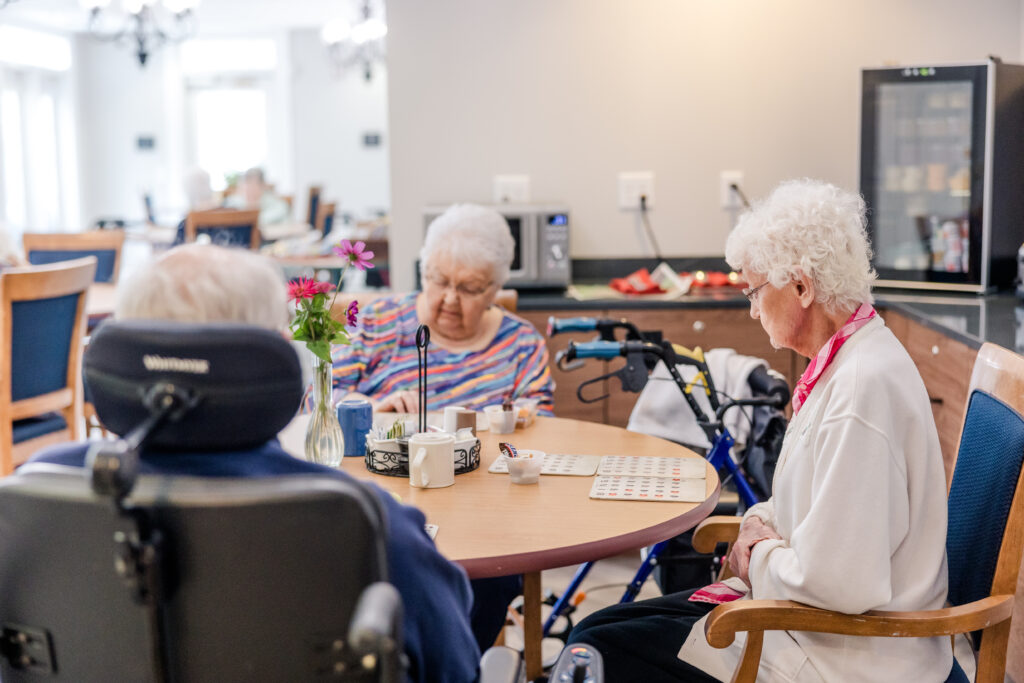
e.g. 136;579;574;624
944;659;969;683
28;249;117;283
12;413;67;444
11;294;77;402
946;390;1024;607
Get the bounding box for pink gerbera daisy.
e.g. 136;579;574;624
333;239;376;271
287;277;319;301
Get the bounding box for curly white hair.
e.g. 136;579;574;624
420;204;515;287
725;179;876;313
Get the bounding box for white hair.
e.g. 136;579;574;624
725;179;876;313
419;204;515;286
182;168;214;210
116;244;290;329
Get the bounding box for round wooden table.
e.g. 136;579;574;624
280;415;720;679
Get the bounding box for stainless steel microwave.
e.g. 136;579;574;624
423;204;571;290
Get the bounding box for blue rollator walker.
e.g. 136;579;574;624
542;316;790;640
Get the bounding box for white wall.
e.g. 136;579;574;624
73;37;184;226
289;28;391;220
386;0;1023;290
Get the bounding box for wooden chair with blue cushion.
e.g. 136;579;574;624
692;341;1024;683
306;185;322;229
316;200;337;236
184;209;261;250
23;230;125;284
0;257;97;475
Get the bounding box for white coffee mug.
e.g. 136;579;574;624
408;432;455;489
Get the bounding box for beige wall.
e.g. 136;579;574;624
386;0;1021;290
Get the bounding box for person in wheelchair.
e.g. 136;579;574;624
26;244;482;683
569;179;958;682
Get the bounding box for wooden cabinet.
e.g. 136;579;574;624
519;307;800;427
881;309;978;483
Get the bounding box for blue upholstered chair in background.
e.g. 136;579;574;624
316;200;337;236
23;229;125;284
184;209;261;250
0;257;97;475
306;184;322;229
691;341;1024;683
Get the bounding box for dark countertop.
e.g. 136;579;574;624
518;286;1024;353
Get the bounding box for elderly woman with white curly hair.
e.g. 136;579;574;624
569;179;961;682
331;203;553;414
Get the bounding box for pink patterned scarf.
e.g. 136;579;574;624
791;303;877;415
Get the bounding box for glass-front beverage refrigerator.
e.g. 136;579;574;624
860;58;1024;292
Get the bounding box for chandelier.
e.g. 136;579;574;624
80;0;199;67
321;0;387;81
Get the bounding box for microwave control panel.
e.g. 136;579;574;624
538;213;571;284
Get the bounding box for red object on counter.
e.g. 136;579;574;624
609;268;664;295
682;270;746;288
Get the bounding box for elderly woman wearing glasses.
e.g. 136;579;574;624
330;203;553;414
568;179;961;682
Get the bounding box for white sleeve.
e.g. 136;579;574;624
747;413;907;613
742;499;775;526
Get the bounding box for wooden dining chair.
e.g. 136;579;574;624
306;185;323;229
184;209;261;250
23;230;125;284
692;341;1024;683
0;257;97;475
316;201;338;236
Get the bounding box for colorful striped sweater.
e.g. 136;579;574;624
331;293;554;414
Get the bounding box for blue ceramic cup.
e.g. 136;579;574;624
338;399;373;457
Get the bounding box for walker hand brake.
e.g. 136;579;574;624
565;341;652;403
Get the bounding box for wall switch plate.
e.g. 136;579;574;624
493;175;531;203
720;170;744;209
618;171;655;210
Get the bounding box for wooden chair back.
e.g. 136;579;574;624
0;257;97;475
184;209;261;250
316;201;338;236
306;185;323;228
952;342;1024;680
23;230;125;284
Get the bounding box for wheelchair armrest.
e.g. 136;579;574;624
349;581;404;680
479;646;524;683
692;515;742;553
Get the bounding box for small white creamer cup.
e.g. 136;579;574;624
484;405;516;434
505;449;545;484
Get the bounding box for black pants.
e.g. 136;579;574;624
567;588;721;682
469;575;523;651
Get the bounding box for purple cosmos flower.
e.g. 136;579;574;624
345;299;359;326
333;239;376;271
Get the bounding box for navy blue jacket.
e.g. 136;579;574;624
29;440;481;683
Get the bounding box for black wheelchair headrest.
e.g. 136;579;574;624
85;320;304;451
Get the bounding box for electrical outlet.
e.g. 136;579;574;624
720;170;744;209
618;171;655;210
493;175;531;204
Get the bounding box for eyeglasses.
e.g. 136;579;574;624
424;272;494;299
742;281;770;303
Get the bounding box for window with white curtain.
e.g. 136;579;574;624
181;38;276;192
0;26;75;243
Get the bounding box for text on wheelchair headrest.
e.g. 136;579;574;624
142;355;211;375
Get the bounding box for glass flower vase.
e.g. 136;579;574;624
305;354;344;467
